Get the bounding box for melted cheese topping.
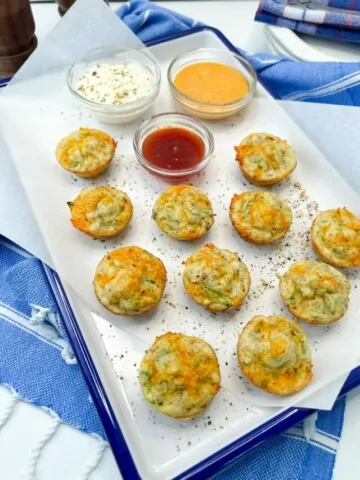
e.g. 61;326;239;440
68;186;133;239
93;246;166;315
152;185;215;240
311;208;360;268
237;315;313;395
139;332;220;419
235;133;297;186
279;261;351;325
230;191;292;244
56;128;116;178
183;243;250;312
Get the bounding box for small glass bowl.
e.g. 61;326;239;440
133;112;214;182
167;48;257;120
67;46;161;124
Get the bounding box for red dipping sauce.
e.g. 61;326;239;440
141;127;205;172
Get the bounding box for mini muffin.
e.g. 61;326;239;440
237;315;313;396
139;332;221;419
56;127;116;178
183;243;250;312
93;246;166;315
311;208;360;268
152;185;215;240
235;133;297;186
230;191;292;244
279;260;351;325
68;186;133;239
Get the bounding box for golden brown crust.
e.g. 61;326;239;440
68;186;133;239
311;208;360;268
183;243;250;312
93;246;166;315
152;185;215;240
235;133;297;186
56;127;116;178
139;332;221;419
229;191;292;244
279;261;351;325
237;315;313;395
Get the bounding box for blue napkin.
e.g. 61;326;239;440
214;399;345;480
255;0;360;44
0;235;105;439
118;0;360;106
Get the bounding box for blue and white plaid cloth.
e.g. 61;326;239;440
0;1;358;478
256;0;360;44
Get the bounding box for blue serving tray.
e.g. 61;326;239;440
3;26;360;480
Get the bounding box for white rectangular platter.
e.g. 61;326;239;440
3;27;360;480
41;28;360;480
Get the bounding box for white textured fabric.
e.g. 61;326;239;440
0;386;122;480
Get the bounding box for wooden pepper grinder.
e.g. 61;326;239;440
57;0;109;16
0;0;37;79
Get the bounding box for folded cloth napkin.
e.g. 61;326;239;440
255;0;360;44
119;0;360;106
0;235;105;439
259;0;360;27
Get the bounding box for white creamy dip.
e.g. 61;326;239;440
76;62;155;105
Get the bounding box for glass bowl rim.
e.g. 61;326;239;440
67;45;161;111
133;112;215;177
167;47;257;108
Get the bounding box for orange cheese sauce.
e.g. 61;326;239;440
174;61;249;104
